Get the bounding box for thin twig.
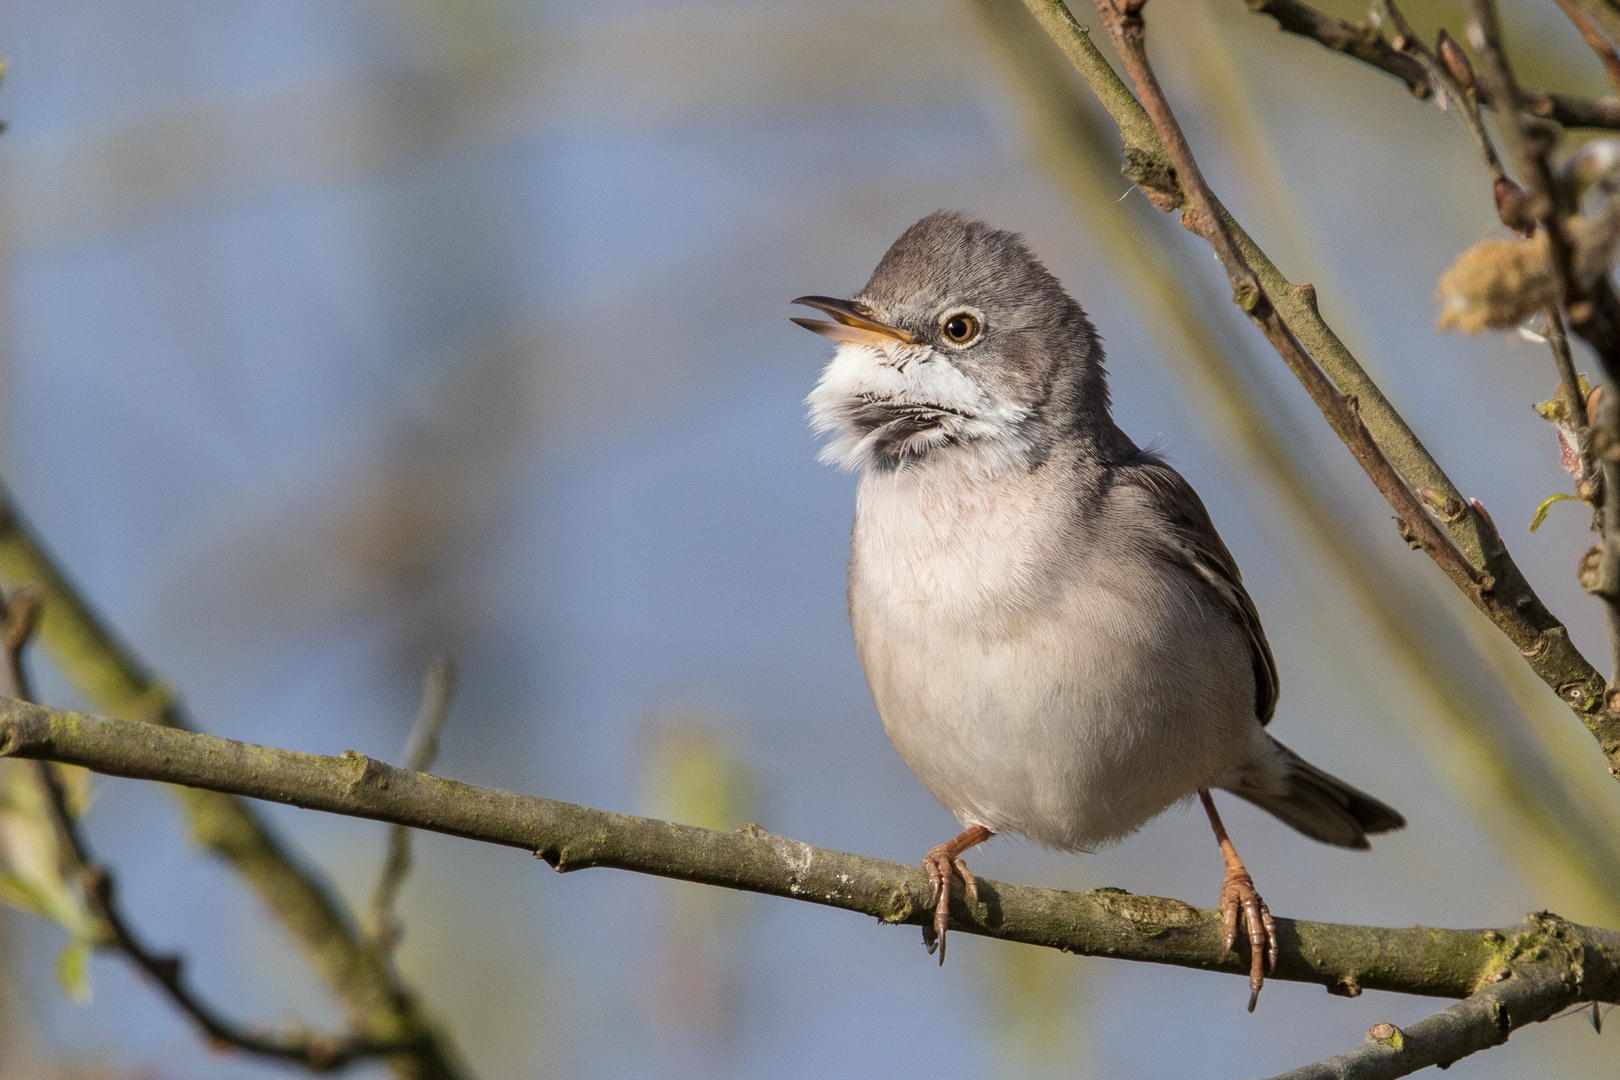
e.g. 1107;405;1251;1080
4;698;1620;1008
1248;0;1620;130
367;657;456;953
1554;0;1620;93
1466;0;1578;297
1544;309;1601;516
1373;2;1508;189
0;589;423;1073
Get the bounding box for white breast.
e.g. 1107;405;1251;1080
847;455;1256;851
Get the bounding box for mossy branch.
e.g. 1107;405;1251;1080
1265;956;1585;1079
1;695;1618;1023
0;489;468;1080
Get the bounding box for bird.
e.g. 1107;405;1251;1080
792;211;1404;1010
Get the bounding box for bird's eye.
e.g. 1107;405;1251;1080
940;310;982;346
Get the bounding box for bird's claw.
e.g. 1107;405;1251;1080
920;848;978;964
1216;867;1276;1012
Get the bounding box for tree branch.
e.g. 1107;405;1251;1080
2;697;1619;1013
1553;0;1620;94
0;587;423;1073
1265;963;1580;1080
0;488;469;1080
366;657;456;955
1017;0;1620;777
976;0;1620;929
1248;0;1620;131
1246;0;1428;97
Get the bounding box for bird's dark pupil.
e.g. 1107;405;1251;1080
948;317;969;340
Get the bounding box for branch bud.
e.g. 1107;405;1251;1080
1436;29;1477;97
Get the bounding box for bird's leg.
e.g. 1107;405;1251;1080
1198;789;1277;1012
919;824;992;964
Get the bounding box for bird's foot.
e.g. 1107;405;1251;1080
1216;864;1278;1012
920;843;978;964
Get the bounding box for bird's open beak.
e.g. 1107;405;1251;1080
791;295;915;346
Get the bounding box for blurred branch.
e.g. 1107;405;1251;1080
1246;0;1428;95
1553;0;1620;93
1265;965;1579;1080
0;488;469;1080
366;657;456;955
1376;5;1508;190
1248;0;1620;129
1018;0;1620;778
0;587;420;1073
3;698;1620;1017
973;0;1620;924
1466;0;1620;718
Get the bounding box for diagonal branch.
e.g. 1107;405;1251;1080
0;587;421;1073
1248;0;1620;130
1018;0;1620;778
1554;0;1620;93
1265;963;1579;1080
0;488;469;1080
3;697;1620;1011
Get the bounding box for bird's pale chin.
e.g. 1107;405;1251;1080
806;342;1033;474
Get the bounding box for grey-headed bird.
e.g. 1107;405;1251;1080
793;211;1403;1009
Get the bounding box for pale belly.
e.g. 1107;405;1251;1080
848;478;1257;850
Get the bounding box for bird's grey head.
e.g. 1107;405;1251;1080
797;211;1108;475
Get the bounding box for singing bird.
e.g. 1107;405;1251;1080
793;211;1403;1008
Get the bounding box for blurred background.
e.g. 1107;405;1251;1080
0;0;1615;1077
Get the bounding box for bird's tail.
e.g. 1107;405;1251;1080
1222;737;1405;850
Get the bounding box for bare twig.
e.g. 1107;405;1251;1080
0;488;470;1080
1246;0;1428;96
3;697;1620;1011
1466;0;1620;710
1595;383;1620;690
1466;1;1578;292
1265;960;1580;1080
1554;0;1620;93
1019;0;1620;776
367;657;457;953
1249;0;1620;131
1373;3;1508;190
0;589;422;1073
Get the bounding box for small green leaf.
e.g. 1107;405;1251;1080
56;938;92;1003
1534;373;1593;424
1530;492;1577;533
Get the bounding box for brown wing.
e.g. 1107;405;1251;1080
1117;456;1279;725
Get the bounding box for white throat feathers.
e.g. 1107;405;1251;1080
806;340;1036;475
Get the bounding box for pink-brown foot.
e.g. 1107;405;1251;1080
918;824;992;964
1217;865;1277;1012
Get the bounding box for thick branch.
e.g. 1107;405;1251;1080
1267;964;1579;1080
3;698;1620;1008
1018;0;1620;776
0;489;467;1080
